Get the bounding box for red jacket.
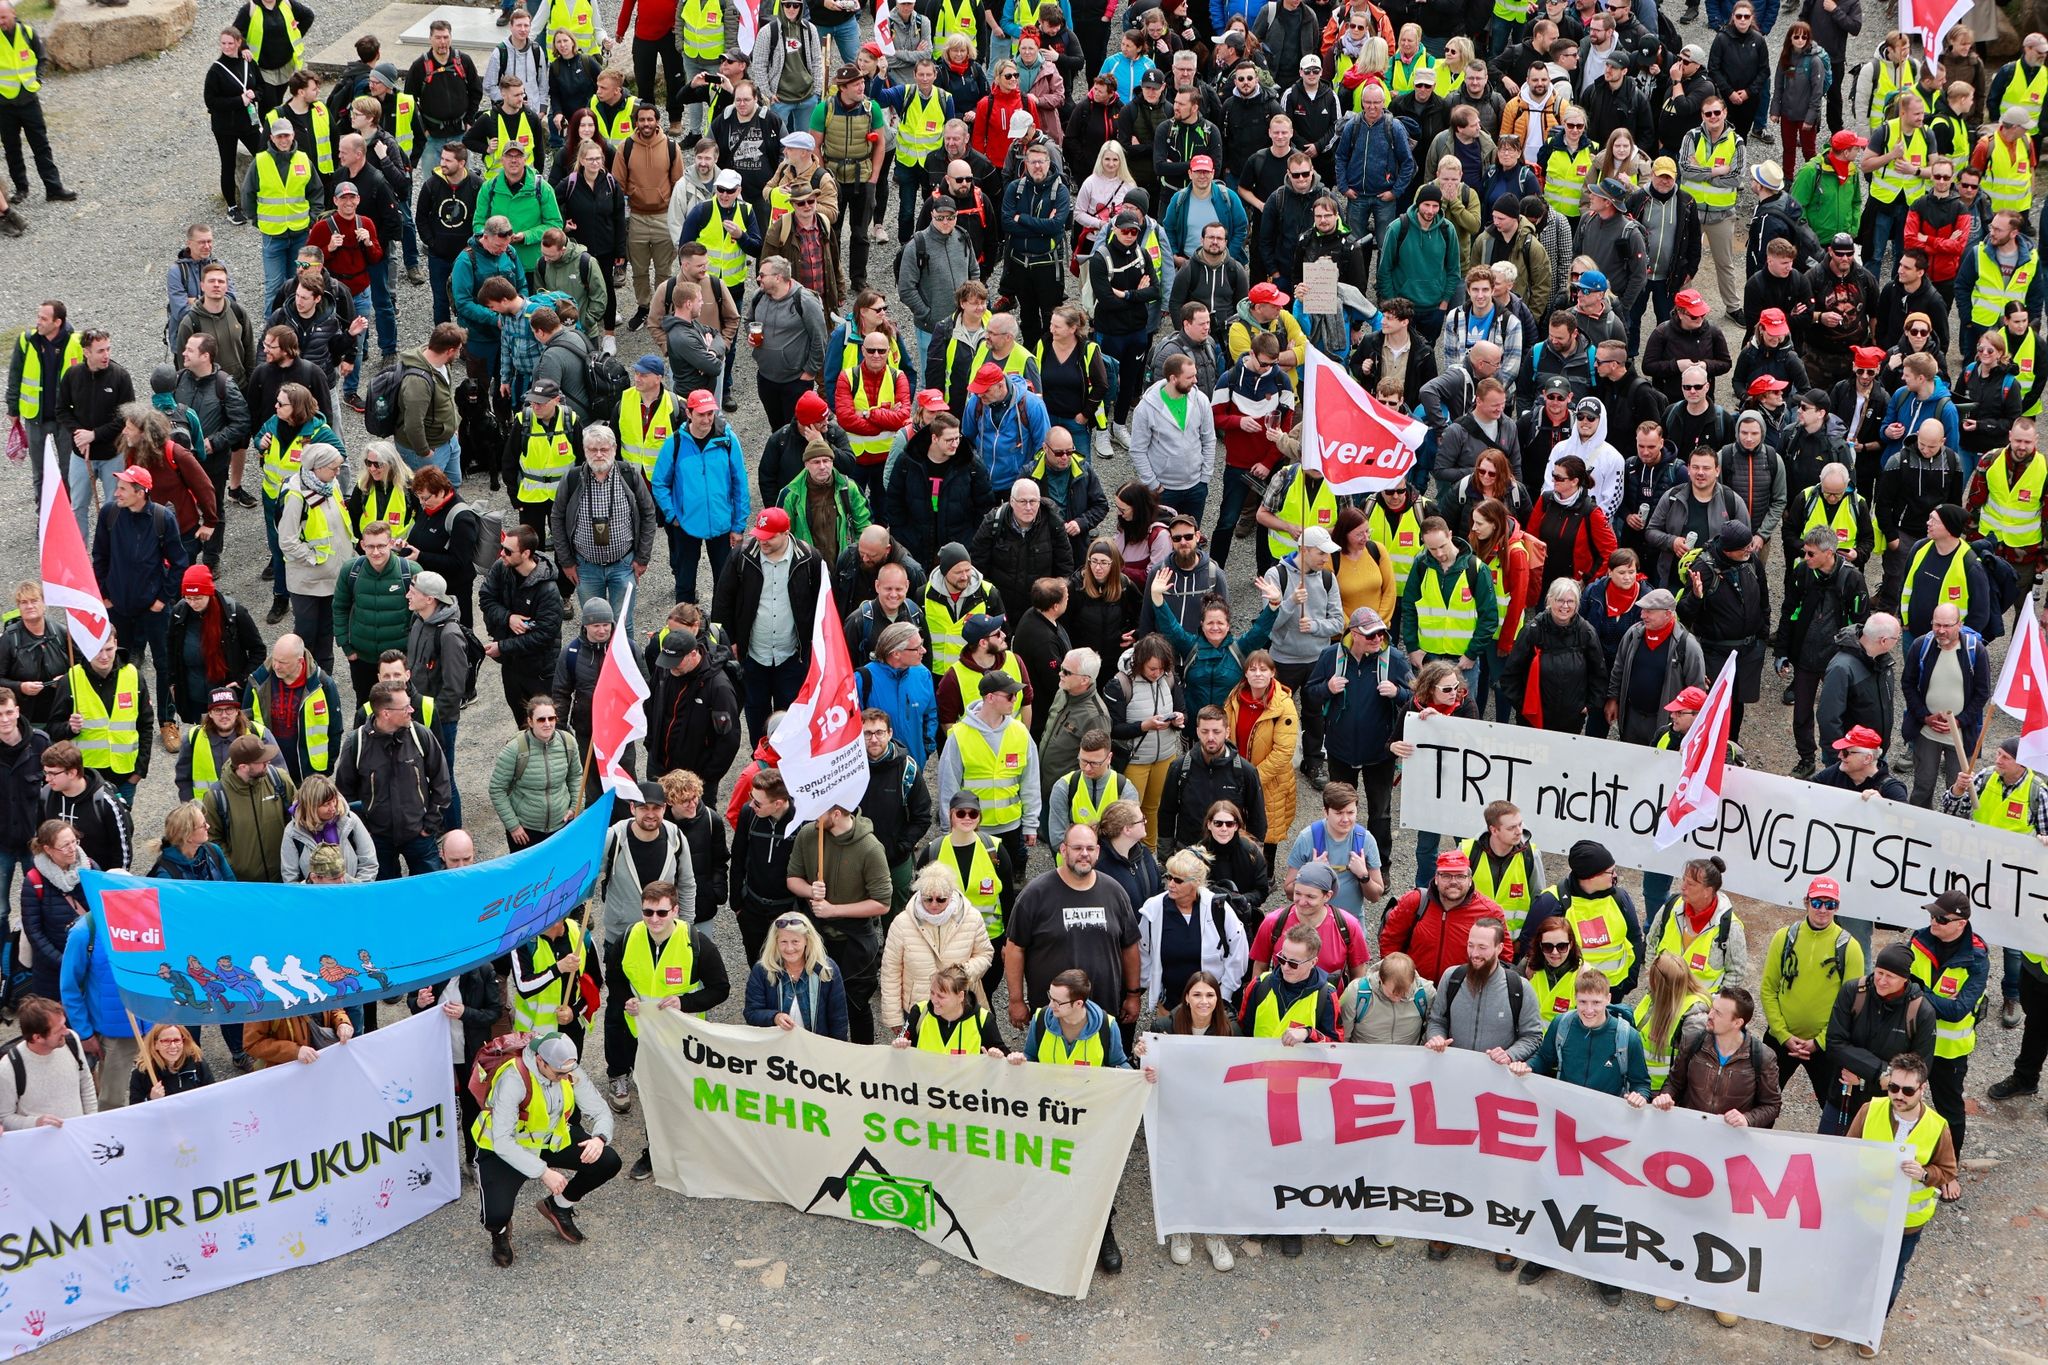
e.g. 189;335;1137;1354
970;89;1034;167
616;0;681;41
306;211;384;295
1902;206;1969;284
1378;886;1509;983
833;366;911;460
135;440;221;537
1524;493;1617;584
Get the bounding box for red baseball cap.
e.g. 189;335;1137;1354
969;362;1008;395
1831;724;1886;751
1746;374;1790;396
915;388;949;412
1673;288;1708;317
1757;308;1790;336
1807;876;1842;901
115;465;154;491
1248;282;1291;308
1435;849;1472;875
1664;686;1709;713
794;391;830;425
685;389;718;414
1830;129;1867;154
751;507;792;540
1190;154;1215;174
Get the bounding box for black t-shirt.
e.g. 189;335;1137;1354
1007;871;1139;1009
626;824;670;891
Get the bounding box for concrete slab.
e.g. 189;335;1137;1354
45;0;194;71
306;1;506;76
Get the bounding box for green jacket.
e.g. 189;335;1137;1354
470;168;565;272
1790;157;1863;242
1377;204;1464;310
532;240;609;341
778;472;872;558
333;552;419;661
487;727;579;836
201;765;297;883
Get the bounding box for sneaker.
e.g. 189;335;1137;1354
1792;758;1815;779
227;207;249;226
1169;1232;1192;1264
1988;1073;2039;1100
723;392;739;413
1653;1297;1678;1311
1715;1312;1739;1328
406;265;427;286
535;1196;585;1244
1517;1262;1548;1284
601;334;618;355
627;306;650;330
1277;1234;1303;1257
1372;1235;1395;1248
1206;1235;1234;1271
161;723;183;754
1597;1283;1623;1305
491;1230;515;1267
266;595;290;625
608;1075;633;1112
2004;996;2024;1030
868;224;889;244
1331;1233;1354;1246
230;1051;253;1073
344;392;366;414
629;1151;653;1180
229;487;259;509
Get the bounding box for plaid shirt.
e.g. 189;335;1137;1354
1940;766;2048;834
497;291;570;387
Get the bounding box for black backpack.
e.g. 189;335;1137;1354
455;622;487;705
4;1030;85;1094
585;349;632;425
365;361;431;439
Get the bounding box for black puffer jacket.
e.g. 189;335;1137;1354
1500;609;1608;731
1774;559;1866;674
969;504;1076;624
884;429;996;568
1816;625;1896;752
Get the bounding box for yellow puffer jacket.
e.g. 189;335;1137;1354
1223;681;1302;842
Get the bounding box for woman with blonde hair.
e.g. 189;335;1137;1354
279;773;379;883
1633;951;1711;1088
743;912;850;1039
130;1023;215;1102
893;963;1010;1055
346;439;419;546
1588;127;1650;191
880;861;996;1035
1075;141;1137;256
1136;847;1250;1018
149;801;235;883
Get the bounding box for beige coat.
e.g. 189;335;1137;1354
879;900;995;1031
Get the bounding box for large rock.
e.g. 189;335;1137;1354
46;0;196;72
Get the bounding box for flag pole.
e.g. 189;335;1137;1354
127;1009;161;1090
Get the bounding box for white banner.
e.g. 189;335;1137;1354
1398;713;2048;951
0;1012;458;1353
637;1011;1148;1298
1145;1037;1908;1347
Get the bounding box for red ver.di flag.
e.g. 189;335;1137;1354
735;0;766;53
39;437;115;656
1899;0;1972;58
591;585;652;797
1299;345;1422;493
768;584;869;828
876;0;896;54
1655;653;1738;848
1993;599;2048;772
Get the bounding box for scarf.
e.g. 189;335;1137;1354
33;852;83;895
1643;619;1673;650
1603;579;1639;618
1684;894;1718;936
1524;646;1545;728
914;898;960;928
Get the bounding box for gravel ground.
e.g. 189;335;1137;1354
8;5;2048;1361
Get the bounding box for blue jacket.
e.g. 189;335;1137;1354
1163;183;1251;264
1337;111;1415;201
1880;380;1960;461
92;499;187;617
60;909;145;1042
963;376;1050;492
1154;604;1278;715
1210;0;1260;34
448;234;528;358
1905;924;1990;1037
1305;640;1413;767
1530;1006;1651;1097
1002;171;1073;263
1901;626;1993;748
1021;998;1131;1065
651;417;750;539
857;658;940;768
744;961;852;1040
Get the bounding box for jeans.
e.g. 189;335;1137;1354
400;435;463;488
1704;0;1733;23
893;161;929;242
666;527;732;604
372;832;443;879
107;608;174;720
1160;481;1209;528
396;199;421;272
65;452;107;541
428;253;456;323
261;228;309;310
1867;199;1906;282
347;288;374;395
819;16;861;61
431;715;462;830
742;651;808;742
1412;828;1442;887
771;99;820;139
575;555;639;619
1908;732;1961;806
262;489;287;591
367;259;399;357
1888;1229;1921;1314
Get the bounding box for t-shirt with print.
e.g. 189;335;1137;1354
1007;871;1139;1008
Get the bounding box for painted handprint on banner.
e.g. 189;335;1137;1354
111;1261;135;1294
380;1080;415;1106
313;1202;331;1228
162;1257;189;1282
406;1167;433;1190
88;1138;124;1165
59;1275;79;1306
376;1178;393;1210
279;1233;306;1261
198;1233;217;1260
22;1310;44;1339
350;1207;371;1236
174;1140;199;1168
235;1223;256;1251
228;1113;261;1142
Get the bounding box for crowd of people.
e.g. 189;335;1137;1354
1;0;2043;1343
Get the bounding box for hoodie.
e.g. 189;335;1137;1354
1022;997;1132;1065
784;813;896;941
1377;202;1463;309
936;700;1042;836
1260;553;1346;667
1127;378;1217;495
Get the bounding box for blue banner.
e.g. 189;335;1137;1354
80;803;610;1025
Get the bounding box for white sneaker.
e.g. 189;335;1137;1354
601;334;617;355
1168;1232;1192;1264
1206;1236;1234;1271
1372;1234;1396;1248
1331;1233;1354;1246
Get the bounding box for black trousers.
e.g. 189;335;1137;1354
1276;661;1320;769
517;497;551;553
632;34;684;112
347;654;381;715
602;935;636;1080
758;374;813;433
475;1126;622;1231
1007;257;1065;349
1930;1054;1969;1153
1791;665;1824;762
0;95;62;193
833;177;877;289
1330;758;1397;872
2015;967;2048;1083
1774;1040;1833;1107
502;664;551;725
211;108;262;207
822;928;880;1044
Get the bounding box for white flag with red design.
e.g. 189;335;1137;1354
735;0;766;54
1899;0;1972;61
1654;652;1739;848
769;584;870;829
38;438;114;658
1299;345;1424;493
590;586;652;797
876;0;895;54
1993;599;2048;772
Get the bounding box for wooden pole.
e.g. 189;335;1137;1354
1967;699;2001;768
126;1008;160;1090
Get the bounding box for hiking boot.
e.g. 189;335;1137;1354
491;1230;515;1266
266;595;289;624
1426;1241;1452;1261
1987;1072;2039;1100
1517;1262;1549;1284
536;1196;585;1244
1169;1232;1192;1264
608;1074;633;1112
1206;1235;1234;1270
1098;1225;1123;1274
230;1051;253;1072
629;1151;653;1180
1277;1234;1303;1257
406;265;427;286
2003;996;2024;1029
1791;757;1815;779
1301;756;1326;788
161;723;183;754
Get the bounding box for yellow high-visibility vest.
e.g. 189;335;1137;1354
10;331;81;421
1251;973;1326;1038
1463;838;1540;940
285;485;354;565
247;1;306;72
1908;938;1980;1059
1969;241;2040;327
1632;990;1707;1086
1863;1100;1948;1228
356;480;415;543
1654;899;1736;993
1370;498;1422;589
1973;766;2036;833
1411;562;1479;657
915;1007;987;1054
471;1055;576;1153
1801;491;1865;557
1032;1012;1106;1064
896;88;948;167
253;150;313;235
620;921;698;1036
1269;468;1339;558
617;389;676;476
936;833;1005;936
68;663;141;775
307;101;334;175
548;0;602;55
1545;139;1597;218
1999;60;2048;135
1900;540;1974;623
250;680;334;772
512;921;588;1035
951;717;1031;828
591;94;638;144
517;408;577;503
1985;132;2036;215
0;21;41;99
1982;449;2048;547
1554;885;1635;987
1868;119;1929;205
1682;130;1738;212
694;200;753;288
678;0;723;60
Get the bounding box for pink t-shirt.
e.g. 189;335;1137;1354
1252;906;1371;977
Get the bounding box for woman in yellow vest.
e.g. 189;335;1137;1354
743;911;852;1038
1814;1051;1955;1348
1631;951;1710;1088
892;963;1007;1056
253;383;343;618
346;441;421;547
881;862;995;1035
236;0;312;110
1643;855;1750;998
1522;921;1582;1022
1363;484;1428;601
917;793;1016;942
